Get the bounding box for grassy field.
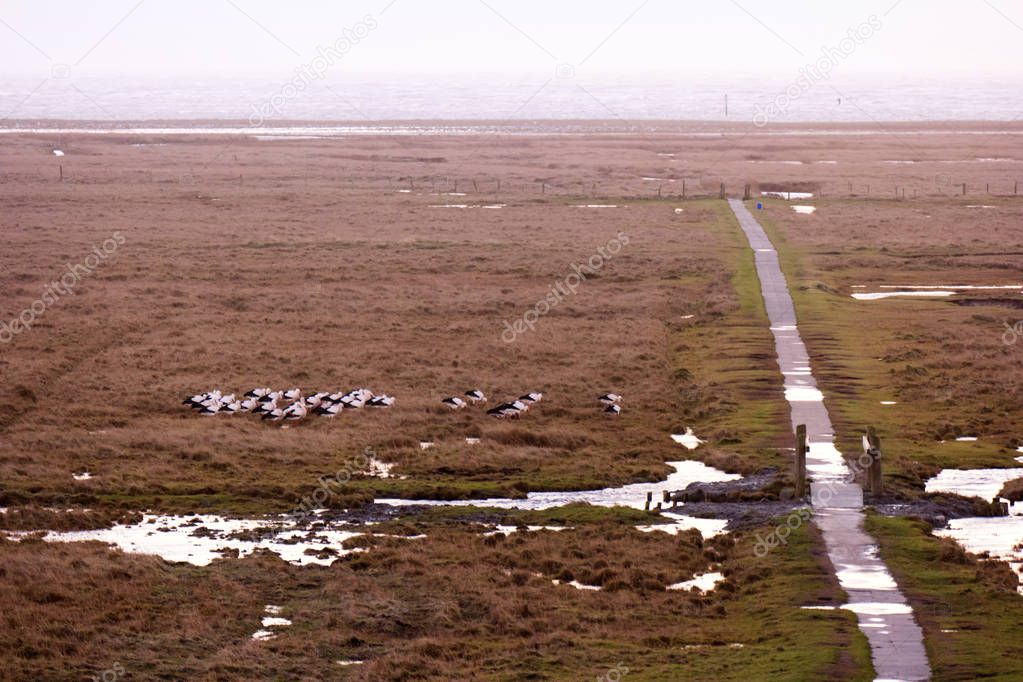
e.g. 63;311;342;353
1;518;871;680
0;135;794;516
752;196;1022;498
866;514;1023;680
3;127;1023;679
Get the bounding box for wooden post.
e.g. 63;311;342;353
59;164;63;181
719;182;725;199
541;182;546;194
962;182;967;196
473;179;479;193
682;180;686;199
663;490;671;503
865;426;883;495
1015;181;1018;195
986;183;990;194
644;491;652;511
795;424;808;498
658;185;662;198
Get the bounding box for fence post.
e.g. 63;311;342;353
864;426;883;495
795;424;808;498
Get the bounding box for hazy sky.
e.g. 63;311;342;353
1;0;1022;79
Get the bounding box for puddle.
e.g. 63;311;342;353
876;285;1021;291
852;291;955;301
552;579;602;591
785;387;825;402
419;442;435;450
792;205;817;214
28;513;371;566
636;512;730;539
53;149;64;156
376;460;739;512
834;565;898;591
337;660;365;666
670;428;704;450
72;472;93;481
934;517;1023;592
760;191;814;200
842;602;914;615
482;525;568;537
955;436;978;442
925;468;1023;505
667;571;724;592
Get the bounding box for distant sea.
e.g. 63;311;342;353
0;75;1020;124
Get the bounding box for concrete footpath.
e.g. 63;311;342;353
728;198;930;682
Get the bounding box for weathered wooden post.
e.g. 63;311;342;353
719;182;725;199
59;164;63;181
473;179;479;193
682;180;686;199
962;182;967;196
644;491;653;511
795;424;808;498
864;426;883;495
663;490;671;504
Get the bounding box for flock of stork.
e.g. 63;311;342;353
182;387;394;421
183;388;624;422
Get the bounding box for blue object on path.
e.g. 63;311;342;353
756;202;763;210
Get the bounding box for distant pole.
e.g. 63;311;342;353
962;182;967;196
719;182;725;199
59;164;63;181
725;94;728;117
682;180;686;199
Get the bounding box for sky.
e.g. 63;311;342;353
2;0;1023;80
